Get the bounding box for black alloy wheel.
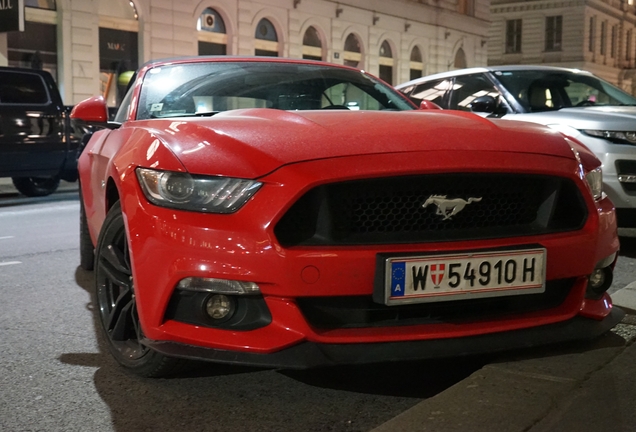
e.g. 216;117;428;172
95;201;183;377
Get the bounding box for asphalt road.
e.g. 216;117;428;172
1;190;635;432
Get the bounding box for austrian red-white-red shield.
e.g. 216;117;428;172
430;264;445;286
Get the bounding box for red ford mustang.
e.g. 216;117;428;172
71;57;623;377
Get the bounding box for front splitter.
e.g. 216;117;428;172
142;307;625;369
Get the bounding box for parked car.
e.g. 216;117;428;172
0;66;80;196
71;57;622;377
397;65;636;236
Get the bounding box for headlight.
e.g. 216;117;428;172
585;167;603;201
136;168;262;213
582;130;636;145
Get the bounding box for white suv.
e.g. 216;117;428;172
397;65;636;236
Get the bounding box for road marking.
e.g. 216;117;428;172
0;261;22;266
0;236;15;240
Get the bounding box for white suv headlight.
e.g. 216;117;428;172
583;130;636;144
136;168;262;213
585;167;603;201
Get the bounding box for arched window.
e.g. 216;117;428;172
453;47;467;69
302;26;323;61
98;0;139;107
197;8;227;55
255;18;279;57
410;46;424;80
379;40;394;84
343;33;362;68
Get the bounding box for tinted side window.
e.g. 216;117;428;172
0;71;50;104
115;85;135;122
449;74;502;111
400;78;452;108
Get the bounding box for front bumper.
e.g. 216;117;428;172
119;151;619;363
576;134;636;212
568;135;636;235
143;305;625;369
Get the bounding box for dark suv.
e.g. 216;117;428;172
0;67;79;196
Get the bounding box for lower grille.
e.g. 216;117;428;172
616;208;636;228
616;160;636;175
616;160;636;192
275;173;587;246
296;278;574;329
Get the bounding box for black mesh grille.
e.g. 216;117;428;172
275;174;587;246
296;278;574;329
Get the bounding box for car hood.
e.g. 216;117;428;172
138;109;577;178
509;106;636;130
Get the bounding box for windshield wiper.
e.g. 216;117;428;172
150;111;220;119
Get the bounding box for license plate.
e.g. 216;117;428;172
383;248;546;305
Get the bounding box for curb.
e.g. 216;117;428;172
371;285;636;432
611;282;636;313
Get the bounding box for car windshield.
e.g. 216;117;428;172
494;69;636;112
136;61;414;119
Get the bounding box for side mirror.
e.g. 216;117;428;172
469;95;498;114
70;96;109;123
70;96;120;134
419;100;443;110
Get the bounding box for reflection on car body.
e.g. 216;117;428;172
397;65;636;236
71;57;622;377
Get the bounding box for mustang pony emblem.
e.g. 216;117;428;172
423;195;482;220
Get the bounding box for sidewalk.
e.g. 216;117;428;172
371;284;636;432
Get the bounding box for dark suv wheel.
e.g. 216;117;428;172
12;176;60;197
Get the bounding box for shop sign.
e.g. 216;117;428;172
99;27;139;72
99;27;137;57
0;0;24;33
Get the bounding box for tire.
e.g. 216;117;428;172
95;201;184;377
12;176;61;197
79;186;94;271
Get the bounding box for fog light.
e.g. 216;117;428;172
586;267;613;299
205;294;234;320
588;269;605;289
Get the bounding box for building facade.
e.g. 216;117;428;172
489;0;636;94
0;0;490;106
